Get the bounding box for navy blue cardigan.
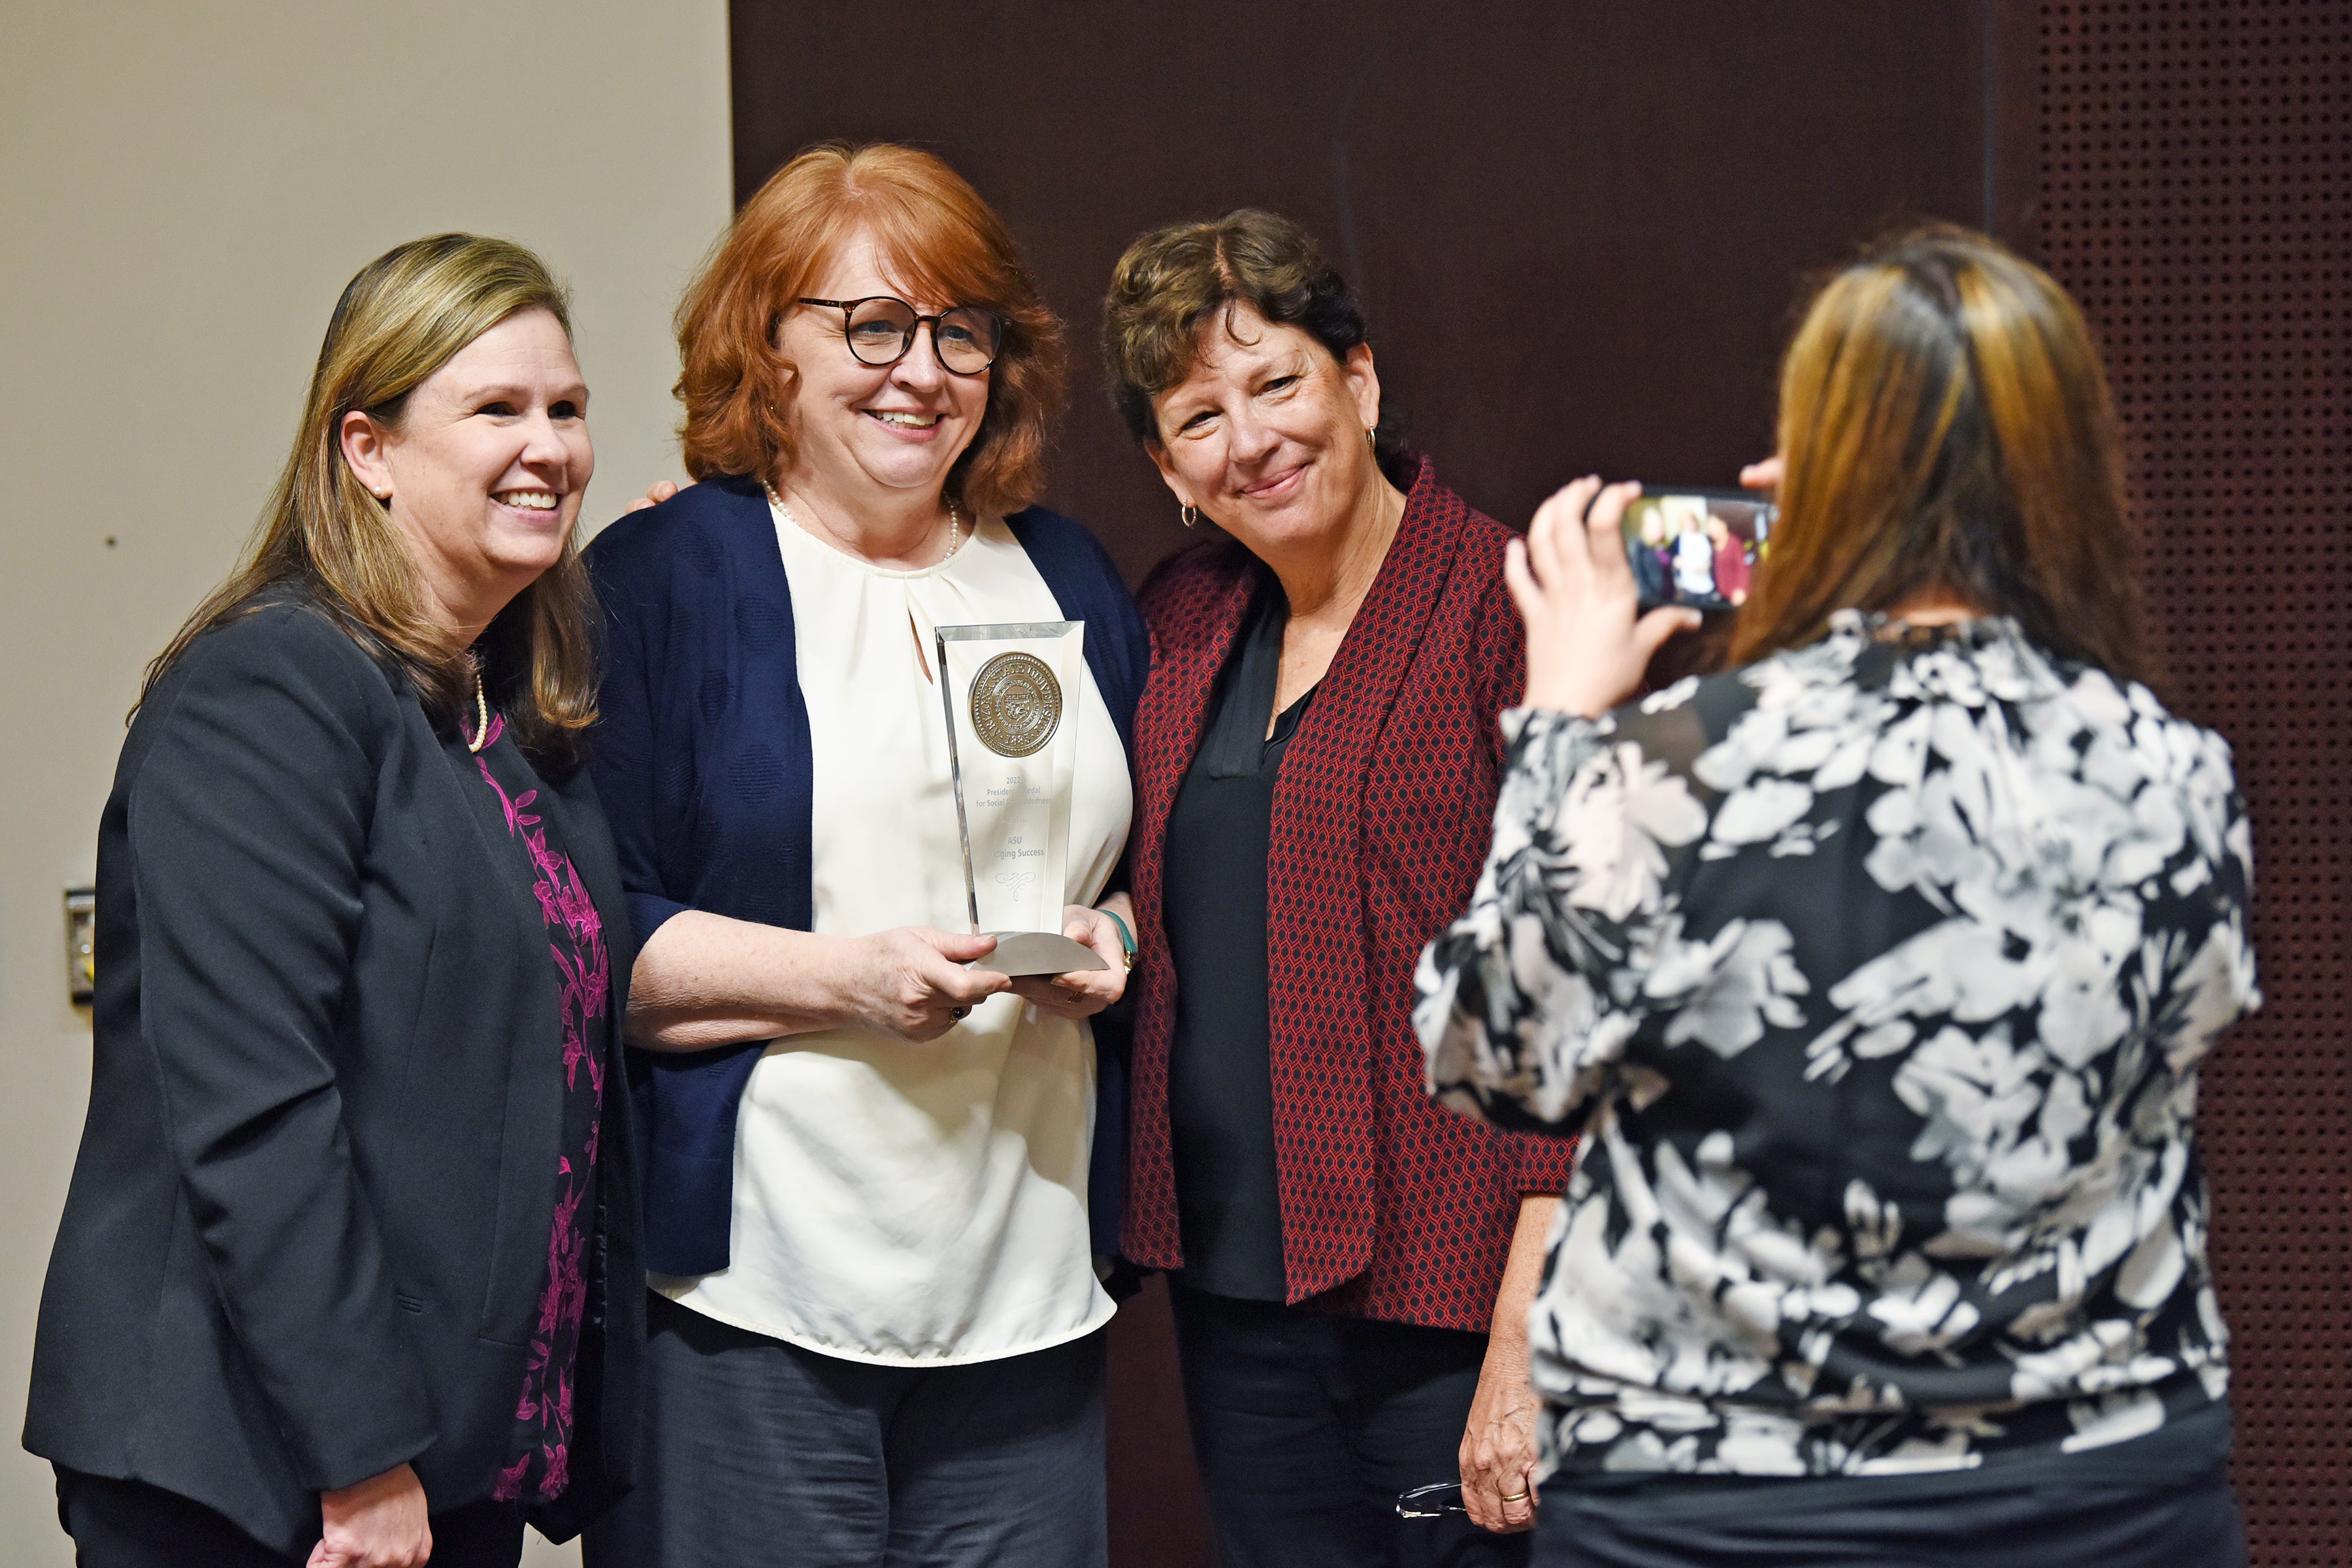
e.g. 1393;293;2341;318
586;474;1149;1276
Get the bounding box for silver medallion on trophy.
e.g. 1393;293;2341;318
934;620;1106;976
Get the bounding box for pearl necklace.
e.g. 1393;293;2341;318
764;481;963;566
466;666;490;753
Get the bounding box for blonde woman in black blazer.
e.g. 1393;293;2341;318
25;236;642;1568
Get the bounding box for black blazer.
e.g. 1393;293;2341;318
24;595;642;1556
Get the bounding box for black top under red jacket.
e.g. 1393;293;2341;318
1124;456;1578;1330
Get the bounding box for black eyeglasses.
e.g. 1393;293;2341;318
1395;1483;1469;1520
797;296;1002;376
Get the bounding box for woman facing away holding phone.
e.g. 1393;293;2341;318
1418;226;2256;1567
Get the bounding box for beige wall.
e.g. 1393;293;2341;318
0;3;732;1559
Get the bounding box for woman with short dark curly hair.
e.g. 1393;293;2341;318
583;143;1147;1568
1102;208;1576;1566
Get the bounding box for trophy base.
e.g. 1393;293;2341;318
981;930;1107;977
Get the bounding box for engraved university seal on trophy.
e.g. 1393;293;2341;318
932;620;1105;977
968;650;1063;758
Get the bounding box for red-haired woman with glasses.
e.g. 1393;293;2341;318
581;144;1147;1568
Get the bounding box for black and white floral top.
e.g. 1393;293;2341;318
1416;613;2258;1484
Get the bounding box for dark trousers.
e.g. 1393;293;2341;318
1531;1467;2247;1568
583;1290;1108;1568
1169;1282;1533;1568
54;1467;523;1568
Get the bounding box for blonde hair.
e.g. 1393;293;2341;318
1732;225;2141;680
145;233;600;766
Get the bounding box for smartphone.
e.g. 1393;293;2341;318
1621;488;1774;612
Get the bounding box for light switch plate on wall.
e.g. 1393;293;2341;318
64;888;94;1005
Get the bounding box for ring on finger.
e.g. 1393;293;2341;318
1499;1488;1529;1503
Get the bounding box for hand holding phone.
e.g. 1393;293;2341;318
1507;478;1703;719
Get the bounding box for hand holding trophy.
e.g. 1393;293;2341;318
935;621;1109;978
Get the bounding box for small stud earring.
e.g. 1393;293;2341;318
1179;503;1198;529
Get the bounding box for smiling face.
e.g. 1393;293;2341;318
340;306;591;634
773;225;990;510
1147;304;1384;569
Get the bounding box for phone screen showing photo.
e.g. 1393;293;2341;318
1621;489;1774;612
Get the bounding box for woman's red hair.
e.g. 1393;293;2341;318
674;142;1064;519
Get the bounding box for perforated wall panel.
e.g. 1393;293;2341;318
2033;4;2350;1559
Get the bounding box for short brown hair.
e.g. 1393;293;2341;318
146;234;600;769
675;142;1064;519
1732;225;2142;681
1102;209;1394;455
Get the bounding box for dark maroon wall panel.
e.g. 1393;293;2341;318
2025;3;2352;1560
730;0;1991;586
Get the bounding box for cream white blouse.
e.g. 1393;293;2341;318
654;502;1132;1365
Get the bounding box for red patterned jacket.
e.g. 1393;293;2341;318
1122;457;1578;1331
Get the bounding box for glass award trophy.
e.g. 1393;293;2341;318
934;620;1107;977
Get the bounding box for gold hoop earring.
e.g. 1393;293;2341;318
1180;504;1198;529
1365;426;1377;449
